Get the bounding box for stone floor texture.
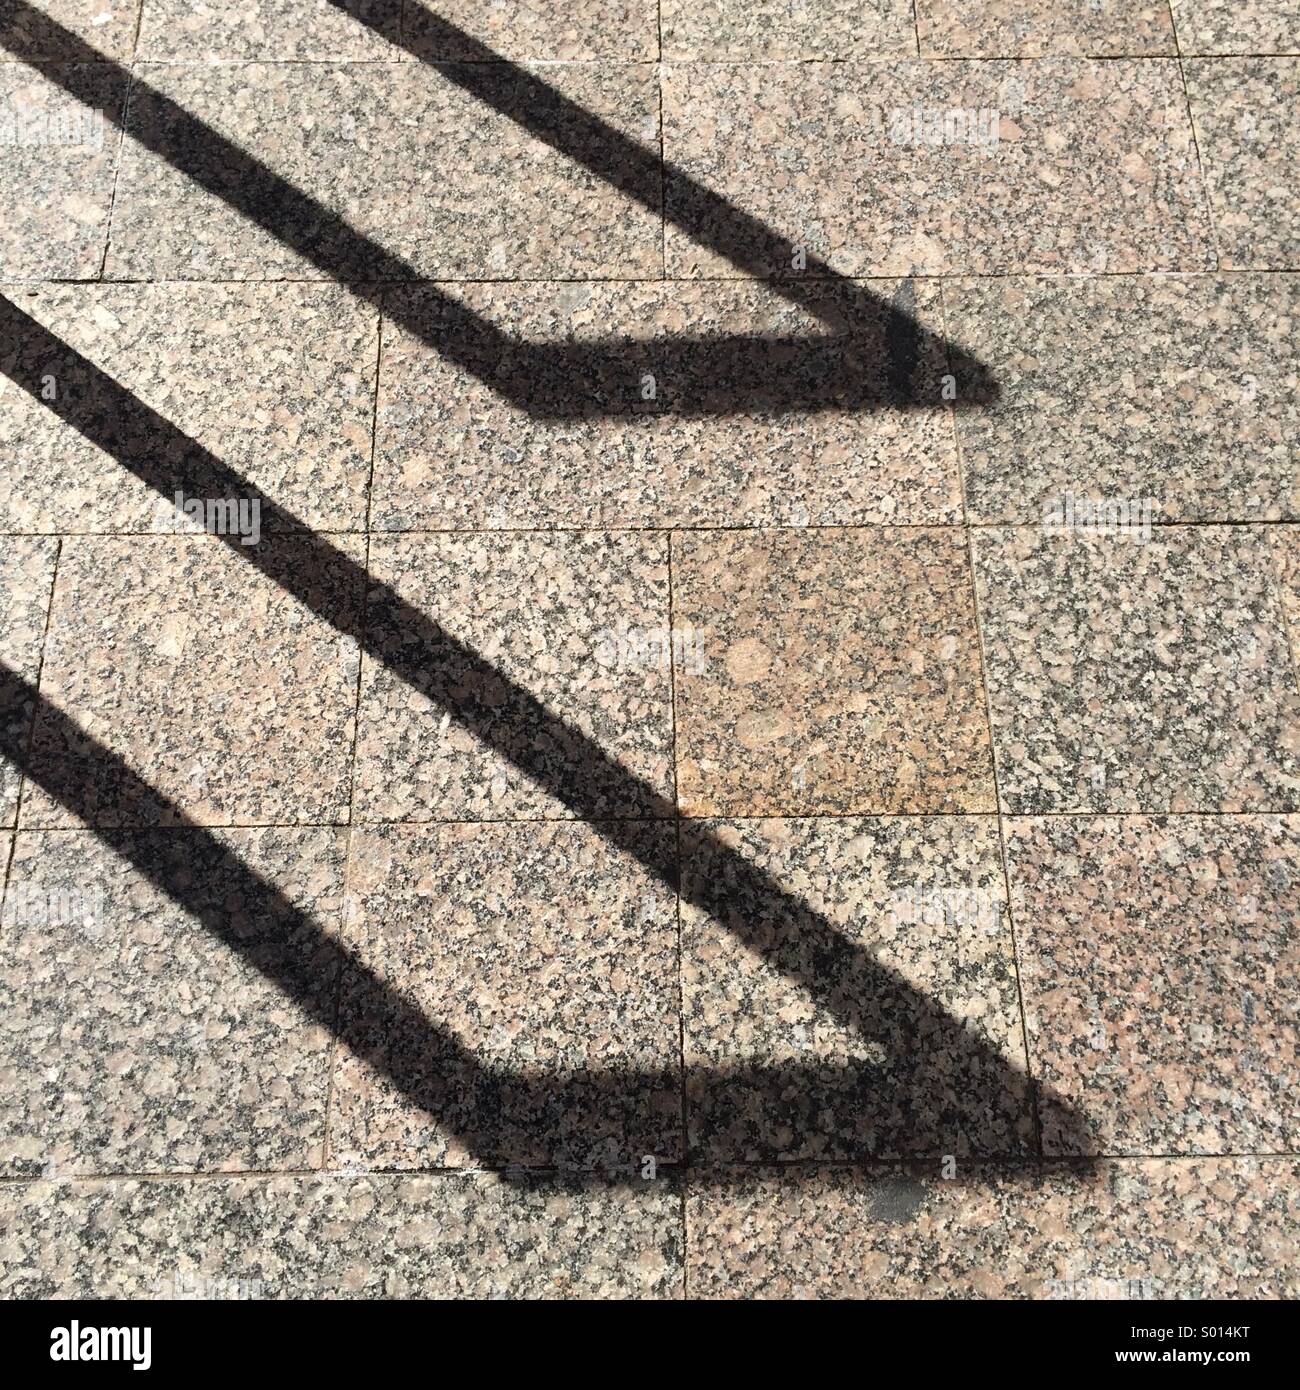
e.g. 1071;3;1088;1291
0;0;1297;1300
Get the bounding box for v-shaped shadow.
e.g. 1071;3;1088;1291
6;0;996;418
0;4;1081;1185
0;298;1092;1180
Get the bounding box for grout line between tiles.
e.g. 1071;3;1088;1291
326;302;379;1151
1173;39;1224;271
6;520;1300;545
362;305;385;537
128;0;145;60
942;284;1045;1160
93;63;135;281
7;537;62;857
3;52;1299;71
0;537;62;904
661;525;692;1295
8;809;1300;838
7;1151;1298;1188
1269;534;1300;703
322;525;372;1171
654;0;668;287
20;269;1300;289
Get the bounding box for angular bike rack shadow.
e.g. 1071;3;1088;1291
8;1;997;419
0;300;1091;1180
0;6;1077;1185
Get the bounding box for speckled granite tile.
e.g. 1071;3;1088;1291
661;0;915;60
1186;59;1300;270
107;61;661;281
663;60;1212;277
0;1172;681;1297
673;528;994;817
0;283;377;534
1172;1;1300;55
688;1160;1300;1298
916;1;1175;57
354;532;673;822
0;827;344;1177
973;526;1300;813
373;280;960;530
1006;815;1299;1157
0;1;139;59
682;816;1033;1160
1273;527;1300;681
403;0;657;61
136;0;400;60
331;820;680;1172
21;534;363;828
0;64;126;279
946;274;1300;524
0;537;57;826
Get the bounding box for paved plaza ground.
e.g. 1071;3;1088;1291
0;1;1297;1297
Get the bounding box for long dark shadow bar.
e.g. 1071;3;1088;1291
3;657;1053;1180
0;298;1091;1169
0;5;1054;1177
3;1;996;418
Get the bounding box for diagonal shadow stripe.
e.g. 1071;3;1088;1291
0;656;1046;1181
0;295;1093;1175
0;6;1065;1178
3;1;997;418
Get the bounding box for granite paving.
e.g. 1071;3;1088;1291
917;2;1176;58
1186;58;1300;271
1171;1;1300;55
1;0;1296;1301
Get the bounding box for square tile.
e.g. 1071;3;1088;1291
0;283;378;533
137;0;401;60
917;1;1175;57
354;531;673;821
687;1160;1300;1298
1172;1;1300;55
662;0;915;60
0;536;57;825
330;820;681;1172
108;61;661;281
0;1;140;59
973;526;1300;813
402;0;657;61
0;64;126;279
1187;58;1300;270
0;826;346;1176
663;60;1212;277
0;1172;682;1297
946;274;1300;524
373;280;961;530
23;534;363;827
682;816;1034;1160
672;528;994;816
1006;815;1300;1156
